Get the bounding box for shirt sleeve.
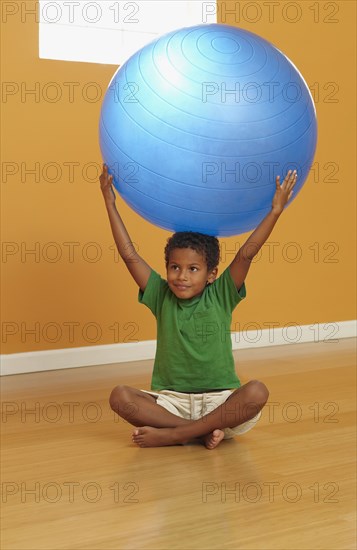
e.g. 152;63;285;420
209;267;246;312
138;269;167;317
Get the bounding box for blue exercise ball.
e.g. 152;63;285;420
99;24;317;236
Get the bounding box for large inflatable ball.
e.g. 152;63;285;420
99;24;317;236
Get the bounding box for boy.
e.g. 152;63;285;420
100;164;297;449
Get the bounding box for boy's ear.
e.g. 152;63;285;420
207;267;218;284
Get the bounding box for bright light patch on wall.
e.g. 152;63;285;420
39;1;217;65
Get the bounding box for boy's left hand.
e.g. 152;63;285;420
272;170;298;215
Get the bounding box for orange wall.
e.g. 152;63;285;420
1;1;356;354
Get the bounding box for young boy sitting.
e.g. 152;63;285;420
100;164;297;449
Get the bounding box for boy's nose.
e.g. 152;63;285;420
178;270;188;280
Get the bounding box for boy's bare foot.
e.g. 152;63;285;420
132;426;184;447
201;429;225;450
132;426;226;449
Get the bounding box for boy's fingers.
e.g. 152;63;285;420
273;170;297;198
100;164;115;186
283;170;297;189
287;170;294;183
289;172;298;188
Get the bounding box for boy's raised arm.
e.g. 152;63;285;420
100;164;152;291
229;170;297;290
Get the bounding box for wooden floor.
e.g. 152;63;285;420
1;339;356;550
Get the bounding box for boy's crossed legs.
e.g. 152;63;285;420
109;380;269;449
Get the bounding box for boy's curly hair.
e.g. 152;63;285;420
164;232;220;272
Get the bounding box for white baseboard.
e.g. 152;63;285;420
1;320;356;376
230;320;356;349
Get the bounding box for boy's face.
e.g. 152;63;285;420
166;247;218;299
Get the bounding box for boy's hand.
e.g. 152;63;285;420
100;164;116;205
272;170;297;215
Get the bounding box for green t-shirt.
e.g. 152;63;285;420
138;268;246;392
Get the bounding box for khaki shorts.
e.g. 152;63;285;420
141;389;262;440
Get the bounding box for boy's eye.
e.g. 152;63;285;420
169;265;198;272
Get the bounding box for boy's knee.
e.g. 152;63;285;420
109;384;130;411
246;379;269;406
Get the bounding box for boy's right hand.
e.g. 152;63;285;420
100;164;116;205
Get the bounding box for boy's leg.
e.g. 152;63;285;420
132;380;269;447
109;385;192;428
